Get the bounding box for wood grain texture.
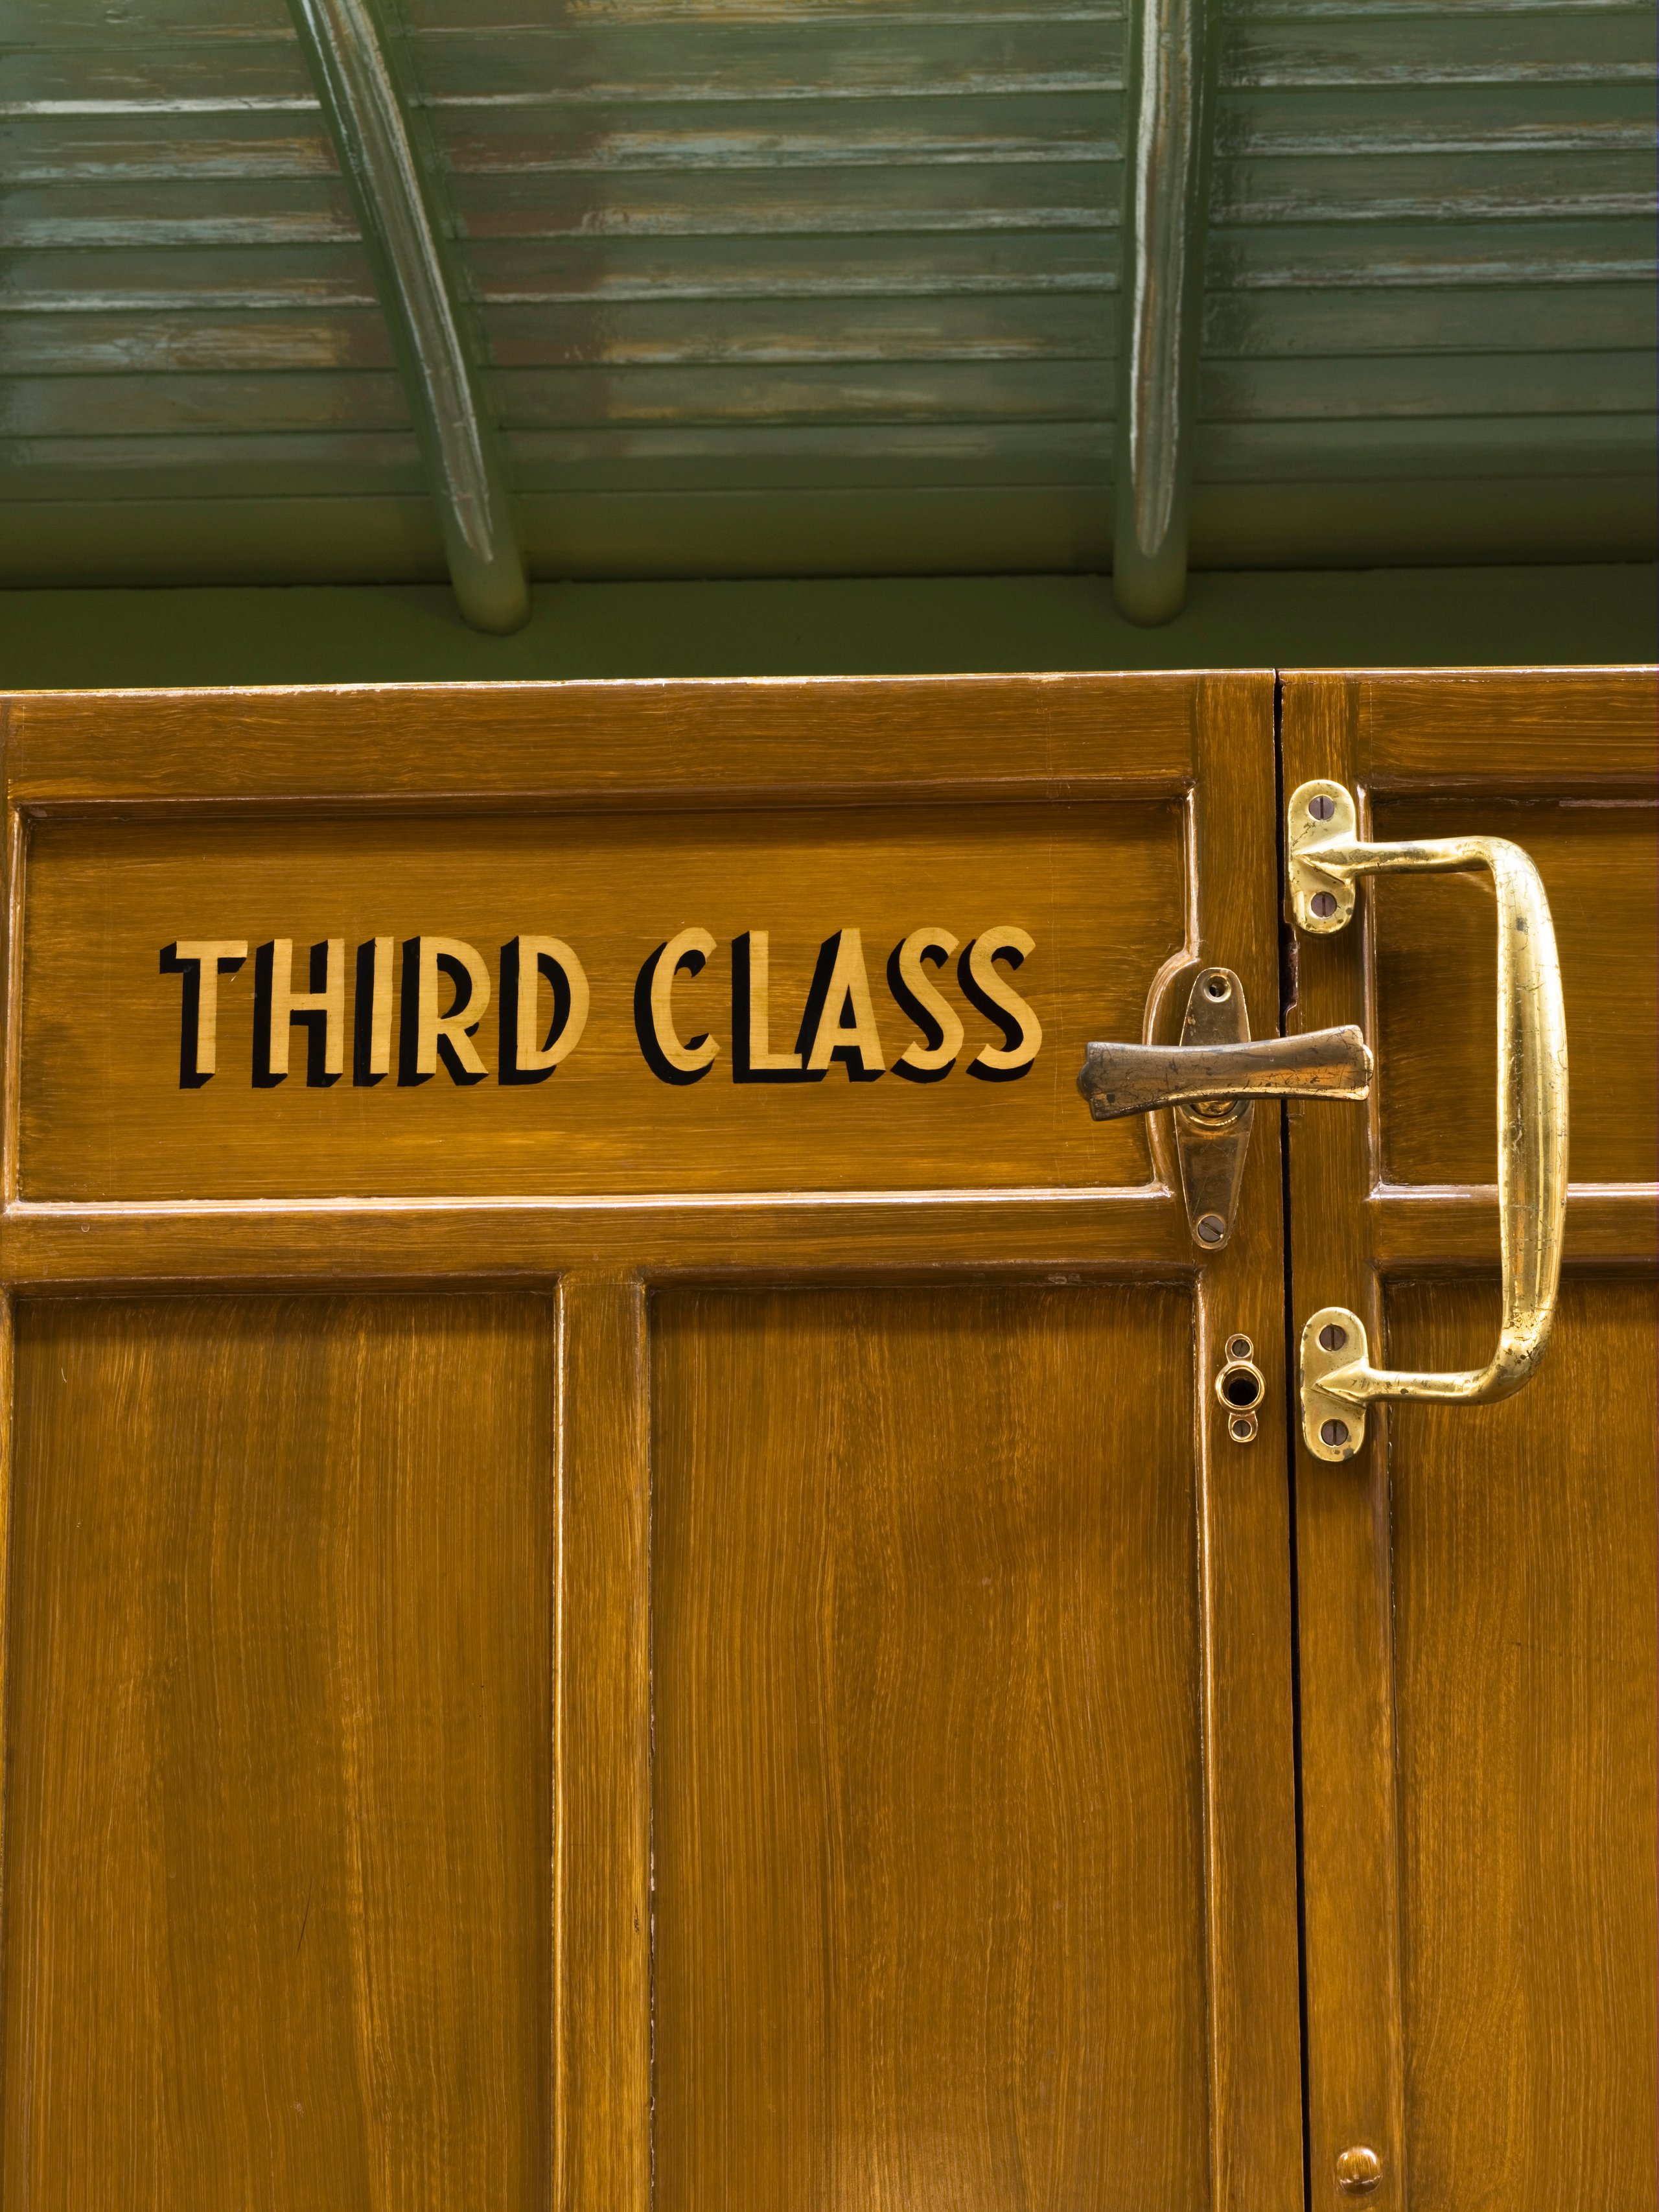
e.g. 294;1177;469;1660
3;1292;555;2212
0;671;1305;2207
0;1189;1191;1288
1187;671;1303;2212
1354;666;1659;793
1281;671;1410;2212
17;799;1180;1203
5;675;1198;809
1373;795;1657;1187
1387;1274;1658;2209
1285;665;1659;2212
1369;1184;1658;1270
651;1283;1209;2212
554;1274;649;2212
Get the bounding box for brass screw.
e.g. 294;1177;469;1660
1335;2144;1382;2195
1229;1412;1257;1444
1196;1213;1226;1244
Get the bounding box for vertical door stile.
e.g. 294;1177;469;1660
1189;675;1305;2212
0;1287;12;2119
3;734;23;1214
554;1271;651;2212
1282;674;1410;2211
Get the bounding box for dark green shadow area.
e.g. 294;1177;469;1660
1;566;1653;689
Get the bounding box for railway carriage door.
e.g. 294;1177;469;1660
0;668;1649;2212
0;673;1304;2211
1284;669;1658;2212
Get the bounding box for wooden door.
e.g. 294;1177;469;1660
0;675;1304;2209
1284;669;1658;2211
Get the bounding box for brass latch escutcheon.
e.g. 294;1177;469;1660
1078;968;1371;1248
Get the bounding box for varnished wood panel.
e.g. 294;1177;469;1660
1373;796;1658;1188
650;1283;1209;2210
1356;669;1658;794
1387;1275;1658;2209
0;1189;1190;1289
1284;666;1658;2212
3;1293;554;2212
554;1275;650;2212
4;675;1198;809
18;800;1181;1203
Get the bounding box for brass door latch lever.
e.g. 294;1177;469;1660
1078;966;1371;1248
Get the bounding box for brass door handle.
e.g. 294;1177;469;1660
1288;779;1569;1462
1078;966;1371;1248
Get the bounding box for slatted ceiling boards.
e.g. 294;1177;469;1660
1;0;1653;583
1198;0;1657;563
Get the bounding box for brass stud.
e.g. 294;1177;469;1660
1335;2144;1382;2194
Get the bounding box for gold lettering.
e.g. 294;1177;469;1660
649;927;719;1076
513;935;590;1071
410;936;491;1081
739;931;803;1075
964;926;1042;1079
804;928;886;1077
890;927;963;1078
262;938;344;1079
161;939;247;1086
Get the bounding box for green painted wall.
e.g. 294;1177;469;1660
1;566;1653;690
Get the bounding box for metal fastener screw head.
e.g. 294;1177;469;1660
1320;1417;1349;1448
1196;1213;1227;1244
1335;2144;1382;2193
1229;1412;1257;1444
1308;794;1336;821
1318;1322;1347;1351
1310;891;1338;918
1226;1334;1253;1360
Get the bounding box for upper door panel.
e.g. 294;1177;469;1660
8;675;1214;1211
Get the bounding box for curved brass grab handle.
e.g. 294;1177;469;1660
1288;779;1569;1463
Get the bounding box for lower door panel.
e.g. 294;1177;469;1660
651;1283;1210;2211
1387;1276;1658;2207
4;1294;555;2212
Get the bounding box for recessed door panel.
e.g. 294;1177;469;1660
1387;1277;1658;2209
3;1294;555;2212
18;800;1183;1202
651;1283;1207;2211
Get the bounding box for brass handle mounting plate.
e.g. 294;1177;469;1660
1288;778;1569;1461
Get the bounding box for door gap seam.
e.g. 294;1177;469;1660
1273;671;1316;2212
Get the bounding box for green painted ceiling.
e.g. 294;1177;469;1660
3;0;1655;589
